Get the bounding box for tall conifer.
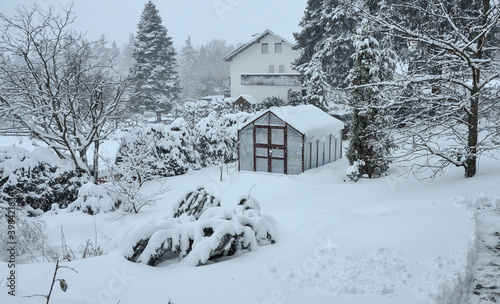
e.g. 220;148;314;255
130;0;179;121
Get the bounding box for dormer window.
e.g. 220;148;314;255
275;43;282;53
262;43;269;54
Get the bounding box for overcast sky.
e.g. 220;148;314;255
0;0;307;49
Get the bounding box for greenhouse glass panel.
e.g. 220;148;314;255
256;158;268;172
271;128;285;145
256;147;268;157
239;126;254;171
255;113;269;126
256;127;268;144
318;142;324;167
287;126;303;174
271;159;284;174
270;114;285;126
271;148;284;158
311;141;318;168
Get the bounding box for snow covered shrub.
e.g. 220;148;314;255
115;118;200;179
183;98;236;128
173;187;221;219
107;177;168;214
194;112;254;167
287;90;304;106
182;100;211;128
0;147;88;212
105;191;276;266
0;203;47;257
67;182;117;215
259;96;285;110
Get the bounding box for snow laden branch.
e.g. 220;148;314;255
0;5;126;177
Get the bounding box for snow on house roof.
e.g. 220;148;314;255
235;94;259;105
269;105;344;141
222;29;295;62
201;95;225;101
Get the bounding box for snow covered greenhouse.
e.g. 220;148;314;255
238;105;344;174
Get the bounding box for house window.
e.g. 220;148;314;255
262;43;269;54
275;43;282;53
279;65;285;73
269;65;275;73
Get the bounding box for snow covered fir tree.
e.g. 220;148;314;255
346;20;396;178
129;0;180;122
178;36;198;99
293;0;358;110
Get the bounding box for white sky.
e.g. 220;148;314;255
0;0;307;49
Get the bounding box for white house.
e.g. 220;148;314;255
222;30;302;104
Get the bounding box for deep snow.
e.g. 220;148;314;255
1;135;500;304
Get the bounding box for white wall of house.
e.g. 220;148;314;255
228;33;302;103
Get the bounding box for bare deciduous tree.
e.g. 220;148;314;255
364;0;500;178
0;5;125;179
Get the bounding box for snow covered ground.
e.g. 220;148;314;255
1;135;499;304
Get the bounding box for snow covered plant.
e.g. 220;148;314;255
194;112;254;167
67;183;117;215
0;147;88;212
105;188;277;266
172;187;221;219
115;119;200;179
0;202;47;257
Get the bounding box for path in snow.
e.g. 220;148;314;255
464;195;500;304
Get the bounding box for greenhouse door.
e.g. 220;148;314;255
254;126;287;174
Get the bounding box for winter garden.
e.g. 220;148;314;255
1;1;500;304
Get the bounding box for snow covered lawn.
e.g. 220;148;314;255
1;140;499;303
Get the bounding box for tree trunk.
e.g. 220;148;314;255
464;0;489;178
156;111;162;122
93;139;100;184
465;94;478;178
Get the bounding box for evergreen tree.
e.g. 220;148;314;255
346;20;396;178
130;0;180;121
179;36;198;99
293;0;323;69
294;0;360;111
115;34;136;78
302;56;331;111
194;39;232;97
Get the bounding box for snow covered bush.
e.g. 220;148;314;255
115;118;200;179
0;147;88;212
259;96;285;110
182;100;211;128
173;187;221;219
0;203;47;258
194;112;254;167
182;98;236;128
67;182;117;215
105;188;276;266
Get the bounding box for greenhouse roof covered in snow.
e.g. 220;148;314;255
269;105;344;142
